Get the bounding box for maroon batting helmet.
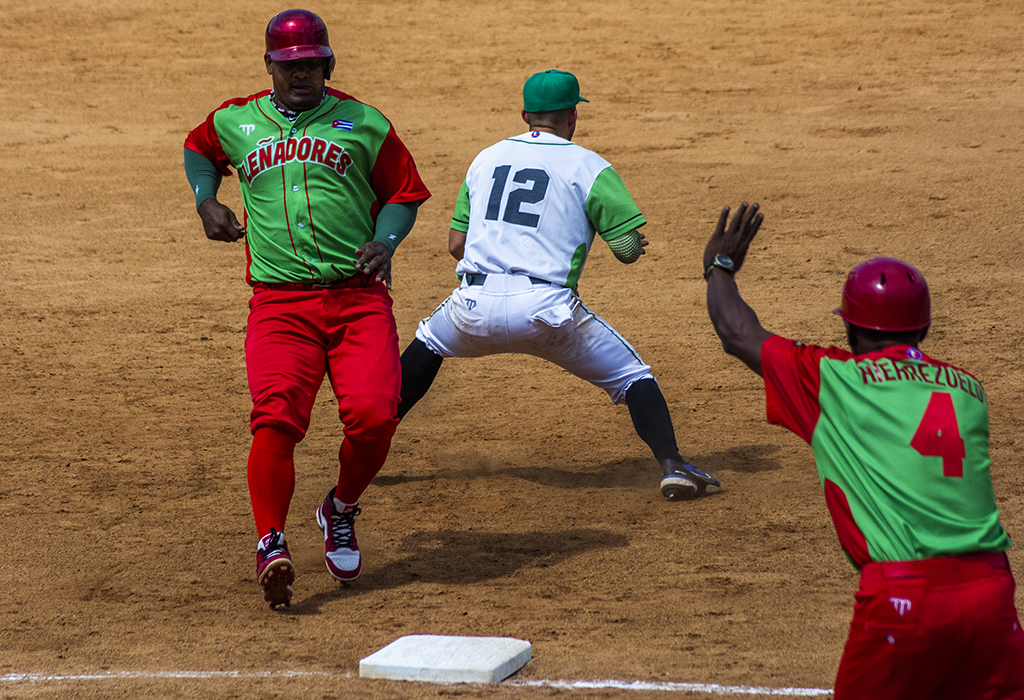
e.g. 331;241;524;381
265;9;336;77
833;257;931;331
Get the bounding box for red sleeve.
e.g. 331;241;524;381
183;94;268;177
369;125;431;206
184;112;232;176
761;335;832;444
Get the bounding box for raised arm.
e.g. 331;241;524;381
704;202;773;376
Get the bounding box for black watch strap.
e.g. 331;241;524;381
704;254;736;280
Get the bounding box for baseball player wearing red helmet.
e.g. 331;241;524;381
183;9;430;608
397;70;719;501
705;203;1024;699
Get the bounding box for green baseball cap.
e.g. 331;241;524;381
523;70;589;112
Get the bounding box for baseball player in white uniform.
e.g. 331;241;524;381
399;70;719;500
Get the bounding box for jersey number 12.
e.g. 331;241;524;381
910;391;965;478
485;166;550;228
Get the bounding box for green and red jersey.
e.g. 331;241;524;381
761;334;1010;568
185;88;430;285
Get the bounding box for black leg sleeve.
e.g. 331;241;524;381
397;338;445;420
625;378;682;462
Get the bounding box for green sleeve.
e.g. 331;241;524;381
585;167;646;241
183;148;222;209
373;201;420;254
450;180;471;232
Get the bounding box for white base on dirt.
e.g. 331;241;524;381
359;634;531;684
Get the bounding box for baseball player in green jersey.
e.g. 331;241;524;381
398;70;719;501
183;9;430;608
704;202;1024;699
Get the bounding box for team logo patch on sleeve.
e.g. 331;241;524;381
332;120;354;130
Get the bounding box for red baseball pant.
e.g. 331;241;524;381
244;282;401;537
834;553;1024;700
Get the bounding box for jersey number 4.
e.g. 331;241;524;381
910;391;965;478
485;166;549;228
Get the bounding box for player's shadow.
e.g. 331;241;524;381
374;444;782;491
505;457;665;490
287;527;628;614
373;458;654;489
694;443;784;474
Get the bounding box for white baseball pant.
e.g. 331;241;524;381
414;273;655;404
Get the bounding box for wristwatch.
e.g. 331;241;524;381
704;254;736;280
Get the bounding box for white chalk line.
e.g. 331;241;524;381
510;679;832;695
0;670;831;695
0;671;338;682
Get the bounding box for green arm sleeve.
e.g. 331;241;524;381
373;201;420;254
606;229;644;263
183;148;222;209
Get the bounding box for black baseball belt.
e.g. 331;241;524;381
465;273;549;286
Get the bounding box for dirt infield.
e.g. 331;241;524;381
2;0;1022;698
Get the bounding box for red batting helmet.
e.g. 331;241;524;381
833;257;931;331
265;9;335;77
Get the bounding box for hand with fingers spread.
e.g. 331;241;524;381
703;202;763;279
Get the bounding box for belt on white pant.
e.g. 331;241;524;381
465;273;549;286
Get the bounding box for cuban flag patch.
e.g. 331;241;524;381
332;120;354;130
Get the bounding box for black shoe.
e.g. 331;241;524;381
659;459;721;500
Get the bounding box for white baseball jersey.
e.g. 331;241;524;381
416;129;654;404
451;130;645;288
